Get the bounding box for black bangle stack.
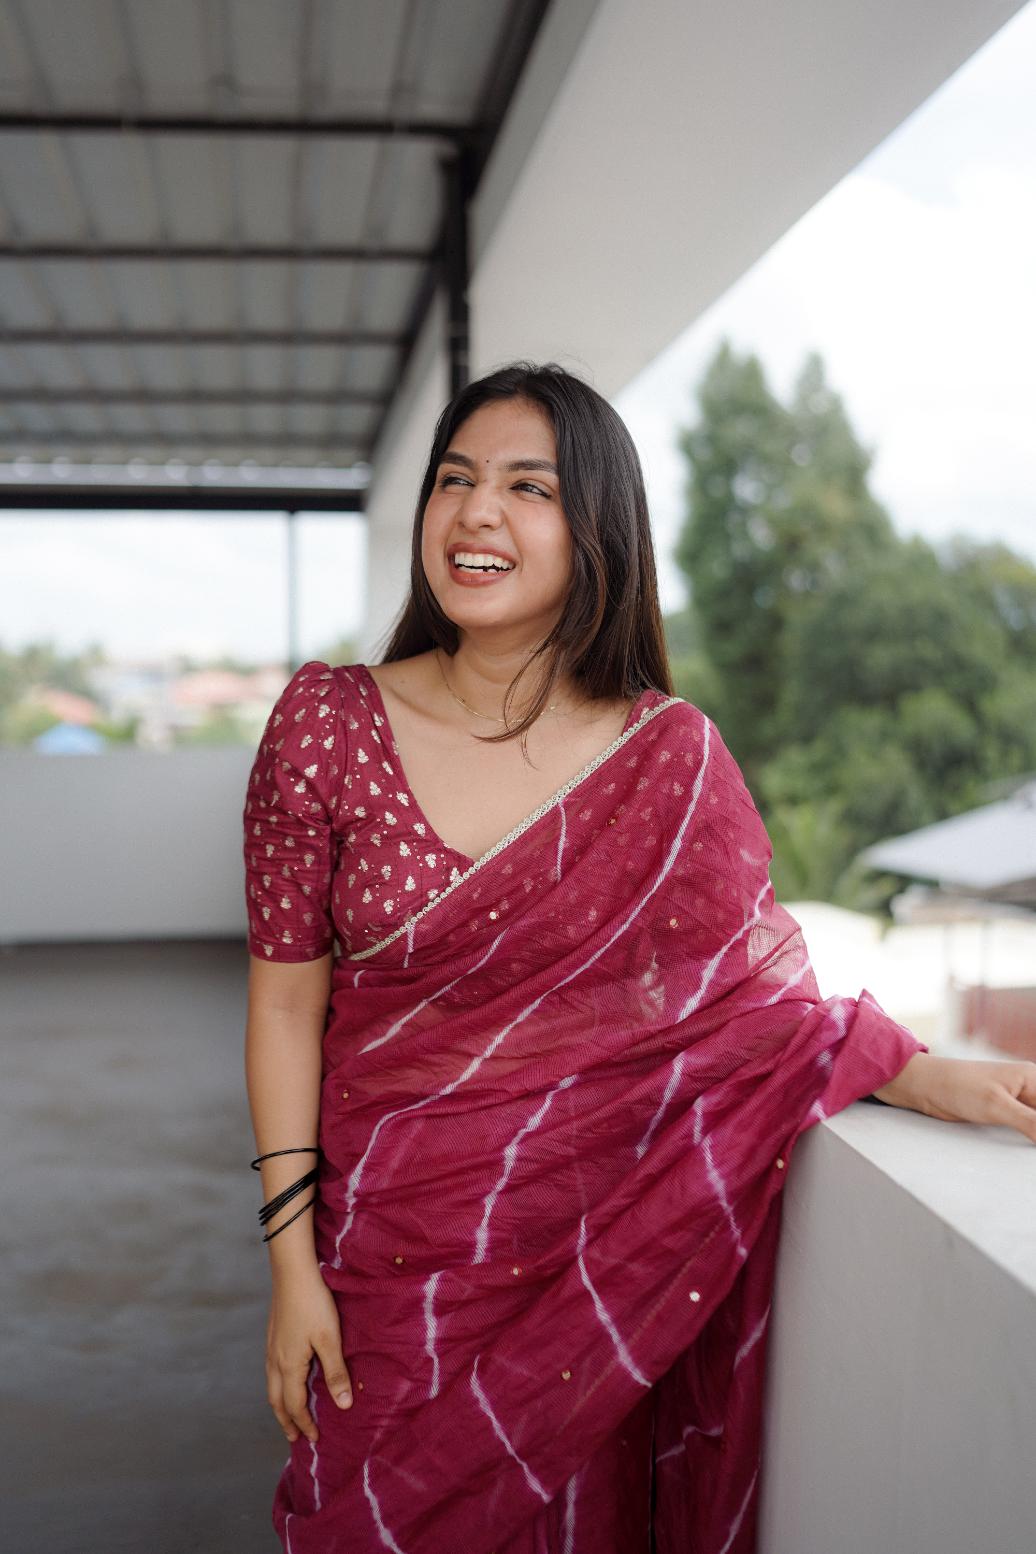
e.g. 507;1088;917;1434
258;1167;318;1227
252;1147;320;1243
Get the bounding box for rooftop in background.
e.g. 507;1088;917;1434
0;457;370;509
861;779;1036;909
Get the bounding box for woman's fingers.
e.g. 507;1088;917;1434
266;1349;318;1444
929;1057;1036;1141
266;1373;300;1443
282;1367;318;1443
988;1062;1036;1143
314;1332;353;1410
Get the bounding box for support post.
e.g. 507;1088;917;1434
286;510;299;673
440;149;473;397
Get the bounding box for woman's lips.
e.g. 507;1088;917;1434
447;555;516;587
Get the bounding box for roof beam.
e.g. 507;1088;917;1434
0;241;433;262
0;432;368;451
0;110;483;144
0;328;406;347
0;388;387;407
0;484;365;512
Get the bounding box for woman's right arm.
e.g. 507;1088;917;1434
245;953;354;1443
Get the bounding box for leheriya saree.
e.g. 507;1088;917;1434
273;690;927;1554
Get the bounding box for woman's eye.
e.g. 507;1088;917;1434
437;474;550;497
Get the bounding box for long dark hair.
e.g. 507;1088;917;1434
375;359;673;746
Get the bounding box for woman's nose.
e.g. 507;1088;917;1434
459;478;505;522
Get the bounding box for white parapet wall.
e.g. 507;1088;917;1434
0;746;255;944
760;1058;1036;1554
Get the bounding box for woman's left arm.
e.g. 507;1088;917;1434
873;1052;1036;1143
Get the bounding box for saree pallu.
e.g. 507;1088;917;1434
273;695;927;1553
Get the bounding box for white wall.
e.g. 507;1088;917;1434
0;748;252;944
761;1080;1036;1553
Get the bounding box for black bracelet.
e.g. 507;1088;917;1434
250;1146;319;1172
258;1168;319;1227
261;1195;316;1243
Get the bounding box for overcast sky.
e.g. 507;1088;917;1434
3;1;1035;663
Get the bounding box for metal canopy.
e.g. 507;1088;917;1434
861;781;1036;909
0;0;551;509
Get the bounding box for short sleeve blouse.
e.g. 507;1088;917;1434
242;659;348;962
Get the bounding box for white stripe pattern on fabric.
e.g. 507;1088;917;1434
306;1362;321;1511
655;1418;725;1463
691;1095;747;1262
423;1270;442;1399
332;930;509;1261
678;876;771;1019
575;1213;651;1388
472;1073;578;1264
469;1353;551;1504
562;1466;579;1554
763;957;810;1005
635;1049;686;1159
734;1304;770;1371
359;931;507;1054
347;695;684;962
333;711;713;1268
716;1466;759;1554
362;1457;409;1553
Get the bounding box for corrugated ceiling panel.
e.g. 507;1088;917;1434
0;0;547;470
121;2;212;112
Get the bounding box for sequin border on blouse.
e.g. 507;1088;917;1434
344;694;684;962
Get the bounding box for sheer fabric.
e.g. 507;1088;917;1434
243;661;927;1553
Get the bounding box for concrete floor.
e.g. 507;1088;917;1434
2;939;286;1554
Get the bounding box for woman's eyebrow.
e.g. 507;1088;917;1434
439;450;558;475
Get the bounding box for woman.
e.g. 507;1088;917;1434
243;360;1036;1554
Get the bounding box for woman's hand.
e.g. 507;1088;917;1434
265;1262;353;1444
875;1052;1036;1143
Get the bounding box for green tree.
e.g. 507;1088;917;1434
674;342;794;773
675;343;897;778
672;338;1036;910
777;537;1005;744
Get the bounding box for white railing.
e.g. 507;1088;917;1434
760;1038;1036;1554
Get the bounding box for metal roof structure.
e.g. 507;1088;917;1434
0;0;550;510
860;781;1036;910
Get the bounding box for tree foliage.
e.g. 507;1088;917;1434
670;339;1036;908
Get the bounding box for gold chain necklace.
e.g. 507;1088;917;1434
434;648;575;725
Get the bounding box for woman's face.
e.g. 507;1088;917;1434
421;397;574;642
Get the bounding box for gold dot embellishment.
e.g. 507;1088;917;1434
489;910;499;920
394;1254;405;1265
688;1290;701;1303
512;1265;522;1276
560;1368;572;1381
669;917;679;928
356;1380;364;1391
776;1157;785;1169
341;1089;350;1100
607;816;617;825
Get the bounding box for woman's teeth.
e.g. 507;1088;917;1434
451;553;515;572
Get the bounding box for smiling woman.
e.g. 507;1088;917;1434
242;360;1036;1554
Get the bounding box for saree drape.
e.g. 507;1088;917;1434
245;664;927;1554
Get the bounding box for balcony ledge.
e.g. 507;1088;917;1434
760;1036;1036;1554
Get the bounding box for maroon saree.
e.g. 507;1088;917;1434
243;660;927;1554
